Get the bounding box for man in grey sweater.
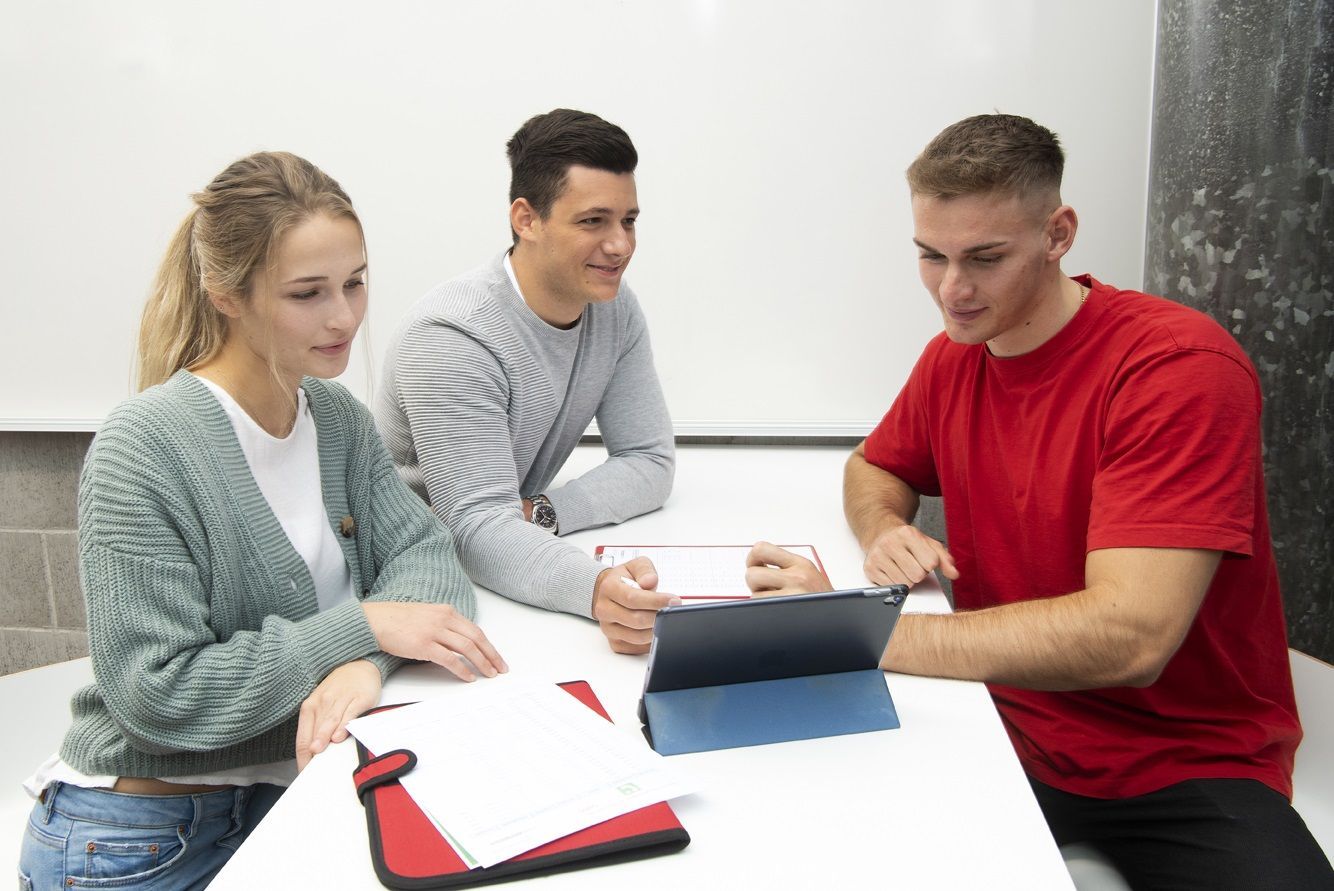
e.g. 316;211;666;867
377;109;676;654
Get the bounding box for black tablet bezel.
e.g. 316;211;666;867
641;586;908;695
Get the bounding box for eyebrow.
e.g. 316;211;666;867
912;238;1008;254
575;206;639;217
283;263;368;285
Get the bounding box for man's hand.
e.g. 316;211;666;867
361;603;508;681
863;523;959;587
593;557;677;655
296;659;381;771
744;541;832;597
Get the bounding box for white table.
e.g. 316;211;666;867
4;445;1071;889
215;445;1072;889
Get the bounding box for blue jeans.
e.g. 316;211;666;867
18;782;283;890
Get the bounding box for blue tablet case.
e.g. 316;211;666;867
642;669;899;756
639;586;907;756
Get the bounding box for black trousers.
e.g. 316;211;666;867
1030;776;1334;890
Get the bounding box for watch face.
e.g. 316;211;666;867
533;501;558;531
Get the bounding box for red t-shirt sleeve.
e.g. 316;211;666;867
863;342;942;497
1088;347;1259;555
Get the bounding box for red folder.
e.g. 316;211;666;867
351;681;690;889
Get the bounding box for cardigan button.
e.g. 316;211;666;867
340;515;356;538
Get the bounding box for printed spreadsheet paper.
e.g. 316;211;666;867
346;676;696;869
596;545;821;600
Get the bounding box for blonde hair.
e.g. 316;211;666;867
136;152;360;391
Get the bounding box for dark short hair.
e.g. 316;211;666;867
906;114;1064;201
506;109;638;243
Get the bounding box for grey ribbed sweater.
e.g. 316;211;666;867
376;252;674;618
61;371;475;778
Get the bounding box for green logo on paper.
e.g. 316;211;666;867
618;782;641;795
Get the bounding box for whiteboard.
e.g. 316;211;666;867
0;1;1156;434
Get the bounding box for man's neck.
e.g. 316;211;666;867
508;246;583;329
986;270;1084;358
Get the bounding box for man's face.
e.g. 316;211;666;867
911;190;1061;356
526;165;638;310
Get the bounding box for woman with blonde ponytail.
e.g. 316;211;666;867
20;152;506;890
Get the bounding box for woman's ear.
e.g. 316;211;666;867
207;290;244;319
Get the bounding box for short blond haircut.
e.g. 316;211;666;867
907;114;1064;202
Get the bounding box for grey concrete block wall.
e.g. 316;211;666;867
0;432;92;675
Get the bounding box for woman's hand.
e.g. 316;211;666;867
295;659;382;771
361;603;507;681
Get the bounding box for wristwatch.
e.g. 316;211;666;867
530;493;559;534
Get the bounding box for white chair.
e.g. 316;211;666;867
1061;842;1132;891
0;658;94;883
1061;648;1333;889
1290;648;1334;859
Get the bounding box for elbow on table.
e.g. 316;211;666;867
656;451;676;500
628;448;676;505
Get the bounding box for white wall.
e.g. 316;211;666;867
0;0;1156;434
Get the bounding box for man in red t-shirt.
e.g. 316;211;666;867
746;114;1332;887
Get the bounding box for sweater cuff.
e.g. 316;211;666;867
545;549;607;619
289;599;380;683
362;651;410;683
545;485;597;537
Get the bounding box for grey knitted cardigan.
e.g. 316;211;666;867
60;371;475;778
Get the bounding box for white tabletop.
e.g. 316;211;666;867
208;444;1072;889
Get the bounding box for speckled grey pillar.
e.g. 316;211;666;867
1146;1;1332;661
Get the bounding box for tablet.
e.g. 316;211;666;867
641;585;909;695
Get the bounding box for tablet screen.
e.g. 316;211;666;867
642;586;907;694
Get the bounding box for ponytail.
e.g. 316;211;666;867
135;209;227;391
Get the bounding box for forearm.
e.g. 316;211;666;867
884;547;1218;689
455;511;604;616
90;592;378;754
844;444;920;549
883;587;1152;690
417;436;602;615
546;441;674;534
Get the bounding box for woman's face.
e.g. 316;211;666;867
232;213;368;385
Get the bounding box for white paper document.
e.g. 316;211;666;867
596;544;821;600
346;677;695;869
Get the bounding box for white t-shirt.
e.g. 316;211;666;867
26;377;356;795
198;377;356;614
